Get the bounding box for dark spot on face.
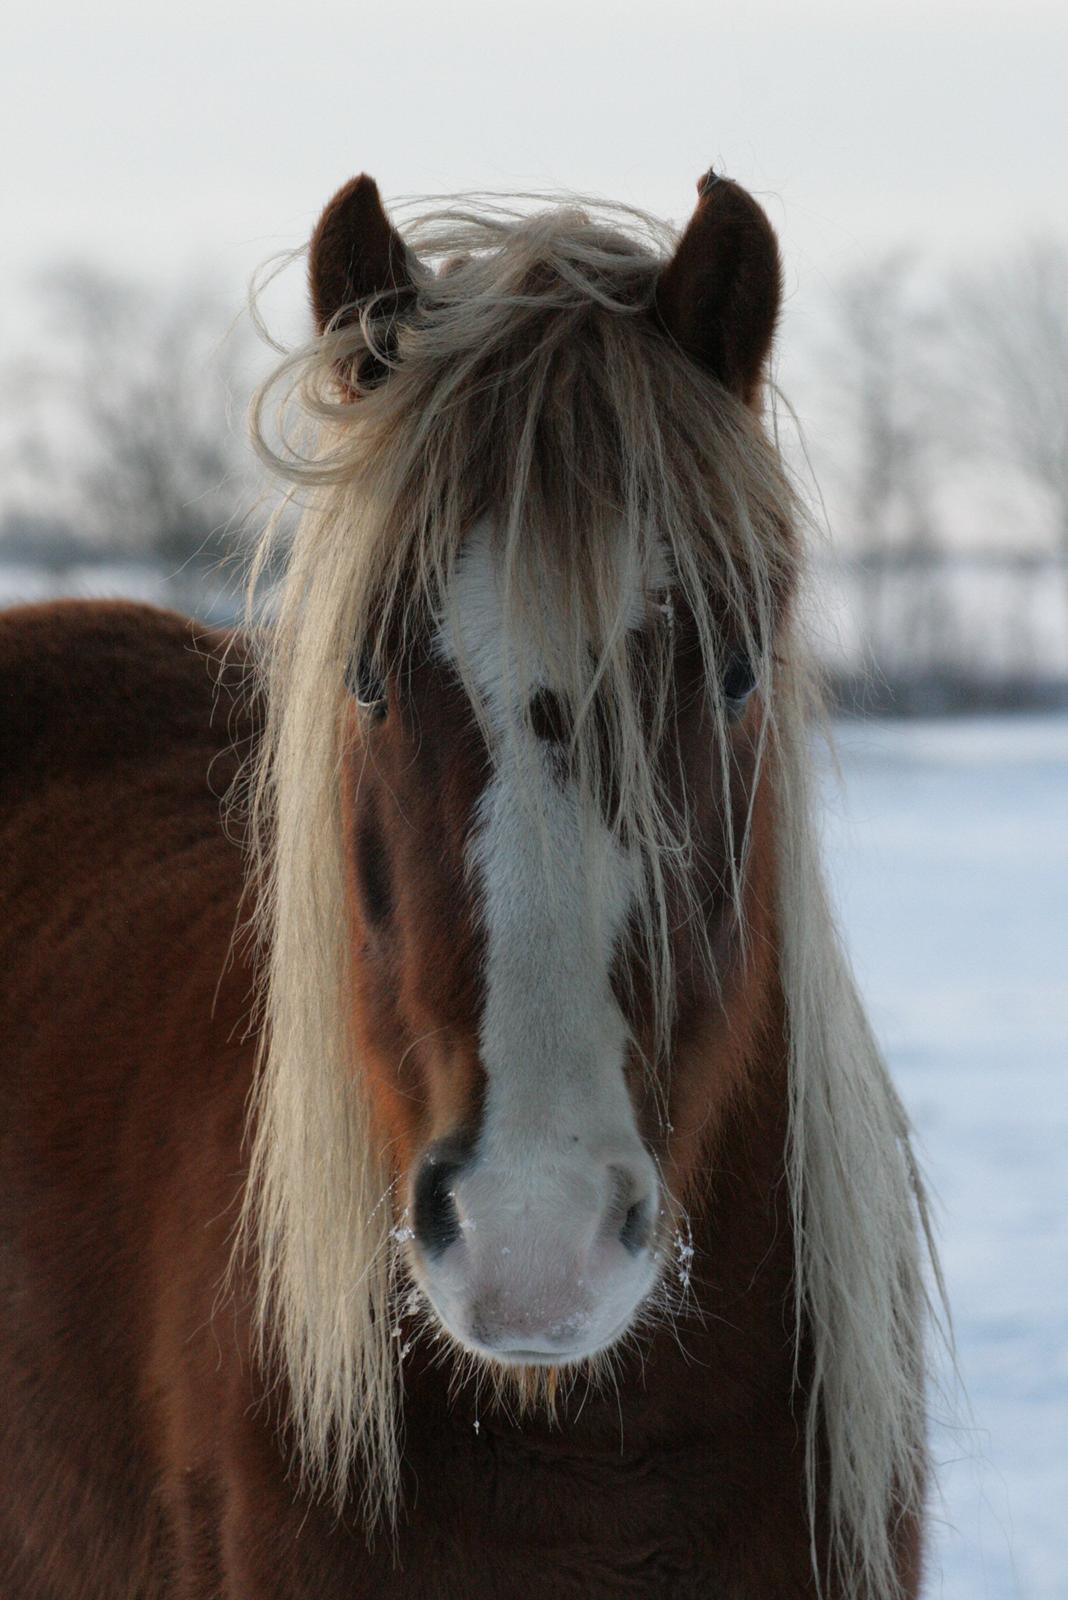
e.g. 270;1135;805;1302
528;688;571;745
357;814;392;924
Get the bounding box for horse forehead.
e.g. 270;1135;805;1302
435;521;671;706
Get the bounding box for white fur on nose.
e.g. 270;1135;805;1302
425;521;660;1359
441;1158;654;1358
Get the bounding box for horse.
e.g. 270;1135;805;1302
0;169;939;1599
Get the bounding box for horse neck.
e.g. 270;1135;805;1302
674;967;798;1417
626;767;801;1446
668;758;794;1336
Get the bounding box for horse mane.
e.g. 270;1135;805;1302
234;192;939;1597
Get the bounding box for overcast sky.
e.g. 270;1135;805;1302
4;0;1066;321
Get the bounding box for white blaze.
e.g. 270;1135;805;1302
424;521;664;1357
439;521;650;1189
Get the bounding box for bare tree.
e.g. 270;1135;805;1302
947;238;1068;625
19;263;256;588
814;251;955;687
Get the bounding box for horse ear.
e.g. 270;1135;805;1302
308;174;418;389
655;171;782;406
309;174;415;331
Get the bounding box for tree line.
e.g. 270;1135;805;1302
2;240;1066;708
792;241;1068;708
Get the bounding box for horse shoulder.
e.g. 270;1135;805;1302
0;598;253;799
0;601;264;1596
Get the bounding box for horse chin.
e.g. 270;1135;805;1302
456;1312;638;1371
439;1323;632;1421
405;1248;651;1383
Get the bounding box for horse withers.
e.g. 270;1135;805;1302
0;170;937;1597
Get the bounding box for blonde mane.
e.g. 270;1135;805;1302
235;193;939;1597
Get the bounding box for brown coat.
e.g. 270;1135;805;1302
0;601;915;1598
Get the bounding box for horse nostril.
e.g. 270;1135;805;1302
413;1151;464;1258
619;1198;651;1254
607;1166;654;1255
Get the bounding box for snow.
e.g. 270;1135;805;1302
0;561;172;609
822;714;1068;1600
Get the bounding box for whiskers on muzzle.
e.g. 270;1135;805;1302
387;1146;702;1425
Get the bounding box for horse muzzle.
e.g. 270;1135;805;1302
407;1137;661;1364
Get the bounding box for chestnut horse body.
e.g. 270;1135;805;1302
0;173;934;1598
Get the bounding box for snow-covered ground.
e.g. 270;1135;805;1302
823;715;1068;1600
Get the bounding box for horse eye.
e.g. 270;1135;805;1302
346;652;388;718
723;649;757;713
